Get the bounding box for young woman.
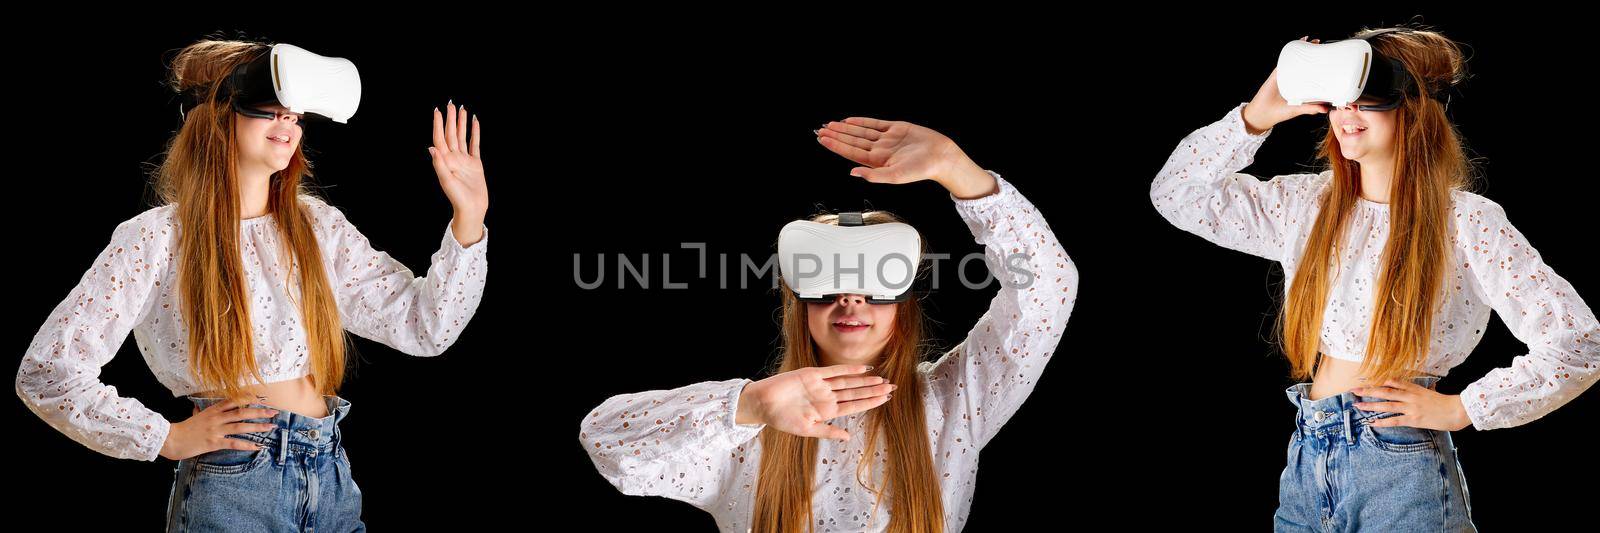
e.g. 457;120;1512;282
14;39;490;531
580;117;1078;532
1150;27;1599;531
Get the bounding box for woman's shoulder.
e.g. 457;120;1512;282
113;203;179;246
1448;188;1510;235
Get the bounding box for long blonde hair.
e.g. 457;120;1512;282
1278;24;1474;384
751;211;943;533
153;38;350;403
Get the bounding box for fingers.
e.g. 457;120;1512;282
824;375;885;390
851;166;900;183
834;394;892;418
1298;103;1330;115
457;103;470;152
823;120;882;141
1351;386;1401;401
433;107;448;152
816;127;874;151
815;364;876;380
227;421;278;435
1353;400;1401;413
445;101;460;153
842;116;893;132
816;135;873;165
834;382;896;402
470;114;481;159
229;407;280;422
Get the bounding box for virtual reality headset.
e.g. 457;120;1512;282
181;43;362;124
777;212;921;304
1275;28;1454;111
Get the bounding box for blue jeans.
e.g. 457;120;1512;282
165;394;364;532
1274;375;1475;532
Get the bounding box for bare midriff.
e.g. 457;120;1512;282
1308;353;1441;401
190;374;329;419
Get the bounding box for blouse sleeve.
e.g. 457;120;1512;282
15;211;173;461
310;198;489;357
1456;198;1600;431
920;171;1079;450
1149;102;1326;262
579;377;766;510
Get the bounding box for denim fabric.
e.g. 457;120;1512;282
165;394;364;532
1274;375;1475;532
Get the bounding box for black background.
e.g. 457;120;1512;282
8;12;1597;531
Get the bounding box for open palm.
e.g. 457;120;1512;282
744;364;895;441
429;101;488;216
815;117;966;185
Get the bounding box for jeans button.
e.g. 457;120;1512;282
309;429;320;440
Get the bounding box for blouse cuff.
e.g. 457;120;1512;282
949;169;1017;213
444;223;488;253
1229;101;1273;141
725;379;767;443
1458;380;1493;431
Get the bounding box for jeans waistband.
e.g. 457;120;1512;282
187;394;351;459
1284;375;1441;433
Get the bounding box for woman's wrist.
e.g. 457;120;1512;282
450;210;486;247
158;420;181;460
735;380;763;426
1241;103;1273;135
1448;394;1472;431
942;158;998;200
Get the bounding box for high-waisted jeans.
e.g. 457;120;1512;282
165;394;365;532
1274;375;1476;532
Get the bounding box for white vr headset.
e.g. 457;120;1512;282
1275;28;1453;111
181;43;362;124
777;212;921;304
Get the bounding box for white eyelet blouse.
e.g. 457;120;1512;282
1151;102;1600;431
16;194;489;461
579;172;1078;532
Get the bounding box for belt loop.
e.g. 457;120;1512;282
1343;409;1353;446
278;427;288;465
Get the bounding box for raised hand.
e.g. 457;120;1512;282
814;117;996;199
429;100;488;238
1242;36;1334;135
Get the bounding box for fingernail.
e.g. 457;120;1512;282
890;385;898;390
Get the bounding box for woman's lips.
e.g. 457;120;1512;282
832;323;869;333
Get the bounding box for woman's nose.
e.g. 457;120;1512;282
833;293;867;306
